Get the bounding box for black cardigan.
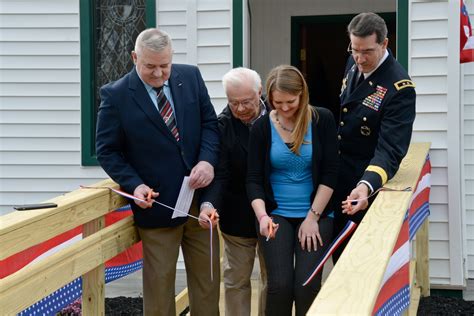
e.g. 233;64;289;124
201;103;270;238
246;107;339;217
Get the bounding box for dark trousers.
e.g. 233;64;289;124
258;215;333;316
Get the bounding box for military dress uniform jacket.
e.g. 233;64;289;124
332;52;416;222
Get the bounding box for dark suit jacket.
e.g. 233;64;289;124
202;102;269;238
330;52;416;223
96;64;219;228
246;107;339;217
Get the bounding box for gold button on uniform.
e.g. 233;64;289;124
338;135;342;140
343;108;348;113
363;117;367;122
340;121;344;126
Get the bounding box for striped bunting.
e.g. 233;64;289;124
372;155;431;315
1;206;143;315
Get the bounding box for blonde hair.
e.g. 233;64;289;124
265;65;316;155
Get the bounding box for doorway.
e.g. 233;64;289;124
291;13;396;120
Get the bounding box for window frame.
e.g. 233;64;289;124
80;0;156;166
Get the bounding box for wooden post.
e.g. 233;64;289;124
82;217;106;315
416;219;430;297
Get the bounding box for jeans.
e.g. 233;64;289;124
258;215;333;316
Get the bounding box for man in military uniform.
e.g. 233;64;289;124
331;12;416;261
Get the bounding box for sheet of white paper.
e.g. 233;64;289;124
172;176;195;218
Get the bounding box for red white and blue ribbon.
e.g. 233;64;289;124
302;220;357;286
372;156;431;316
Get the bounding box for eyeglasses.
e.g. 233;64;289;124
228;98;256;108
347;42;378;57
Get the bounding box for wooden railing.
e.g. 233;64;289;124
307;142;431;315
0;180;134;315
0;179;194;315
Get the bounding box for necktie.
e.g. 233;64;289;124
155;87;180;141
357;73;365;87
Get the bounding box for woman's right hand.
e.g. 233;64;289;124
259;215;279;240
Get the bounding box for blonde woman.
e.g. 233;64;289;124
246;65;338;315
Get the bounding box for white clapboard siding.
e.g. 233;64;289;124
410;0;465;286
0;69;80;83
0;42;80;55
0;124;79;138
0;151;81;165
0;0;106;215
464;1;474;279
0;96;80;110
157;0;231;114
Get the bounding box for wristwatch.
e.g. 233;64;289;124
200;201;214;211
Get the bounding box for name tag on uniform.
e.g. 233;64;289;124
362;85;387;111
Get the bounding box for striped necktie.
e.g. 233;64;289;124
154;87;179;141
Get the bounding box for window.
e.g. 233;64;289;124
80;0;155;165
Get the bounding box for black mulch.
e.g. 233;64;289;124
417;296;474;316
105;297;142;316
101;296;474;316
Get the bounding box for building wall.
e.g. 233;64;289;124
248;0;396;80
157;0;231;114
463;0;474;280
0;0;232;215
0;0;107;215
409;0;465;287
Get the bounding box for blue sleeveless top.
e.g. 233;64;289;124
269;118;313;218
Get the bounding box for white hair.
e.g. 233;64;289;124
222;67;262;94
134;28;172;55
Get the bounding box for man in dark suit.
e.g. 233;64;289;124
199;67;269;316
96;28;220;315
331;12;416;261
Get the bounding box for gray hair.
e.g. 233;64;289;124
222;67;262;94
134;28;172;55
347;12;387;44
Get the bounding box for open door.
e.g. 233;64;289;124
292;13;396;120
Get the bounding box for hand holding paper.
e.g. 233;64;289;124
172;176;195;219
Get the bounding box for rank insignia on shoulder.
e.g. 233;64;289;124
394;79;415;91
340;77;348;94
